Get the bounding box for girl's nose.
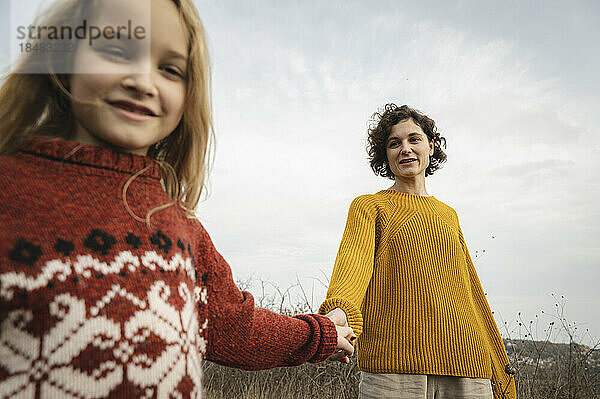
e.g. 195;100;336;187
121;73;158;97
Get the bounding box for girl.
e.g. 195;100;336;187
0;0;354;398
320;104;516;399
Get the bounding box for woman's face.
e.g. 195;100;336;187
385;118;434;180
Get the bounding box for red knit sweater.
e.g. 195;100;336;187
0;137;337;398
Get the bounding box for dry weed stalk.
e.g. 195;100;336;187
500;294;600;399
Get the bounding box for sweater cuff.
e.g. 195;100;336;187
299;314;337;363
319;297;364;337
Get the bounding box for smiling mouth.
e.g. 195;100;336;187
109;101;156;116
399;158;417;164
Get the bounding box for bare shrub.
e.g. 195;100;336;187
501;294;600;399
203;278;599;398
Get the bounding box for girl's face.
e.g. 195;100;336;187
70;0;188;155
386;118;434;180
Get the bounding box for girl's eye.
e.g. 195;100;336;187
388;141;399;148
100;47;130;61
409;137;421;143
161;65;185;80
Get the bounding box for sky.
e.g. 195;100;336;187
2;0;599;345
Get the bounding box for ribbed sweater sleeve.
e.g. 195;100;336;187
457;224;517;398
199;224;337;369
319;196;377;336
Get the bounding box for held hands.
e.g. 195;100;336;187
325;308;355;364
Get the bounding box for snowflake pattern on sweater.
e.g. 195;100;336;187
0;137;337;399
1;232;206;399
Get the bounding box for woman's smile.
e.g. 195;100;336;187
398;158;417;165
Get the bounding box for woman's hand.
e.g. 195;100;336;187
325;307;349;328
325;308;356;363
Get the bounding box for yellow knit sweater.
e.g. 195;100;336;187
320;190;516;398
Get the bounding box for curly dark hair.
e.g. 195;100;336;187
367;104;447;179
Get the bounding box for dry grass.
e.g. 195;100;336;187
202;280;599;399
203;359;359;399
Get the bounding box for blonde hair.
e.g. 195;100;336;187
0;0;213;216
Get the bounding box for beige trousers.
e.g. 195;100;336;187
359;372;493;399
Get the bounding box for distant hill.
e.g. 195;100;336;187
504;338;600;370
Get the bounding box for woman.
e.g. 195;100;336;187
321;104;516;399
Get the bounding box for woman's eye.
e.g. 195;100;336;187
388;141;399;148
409;137;421;143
